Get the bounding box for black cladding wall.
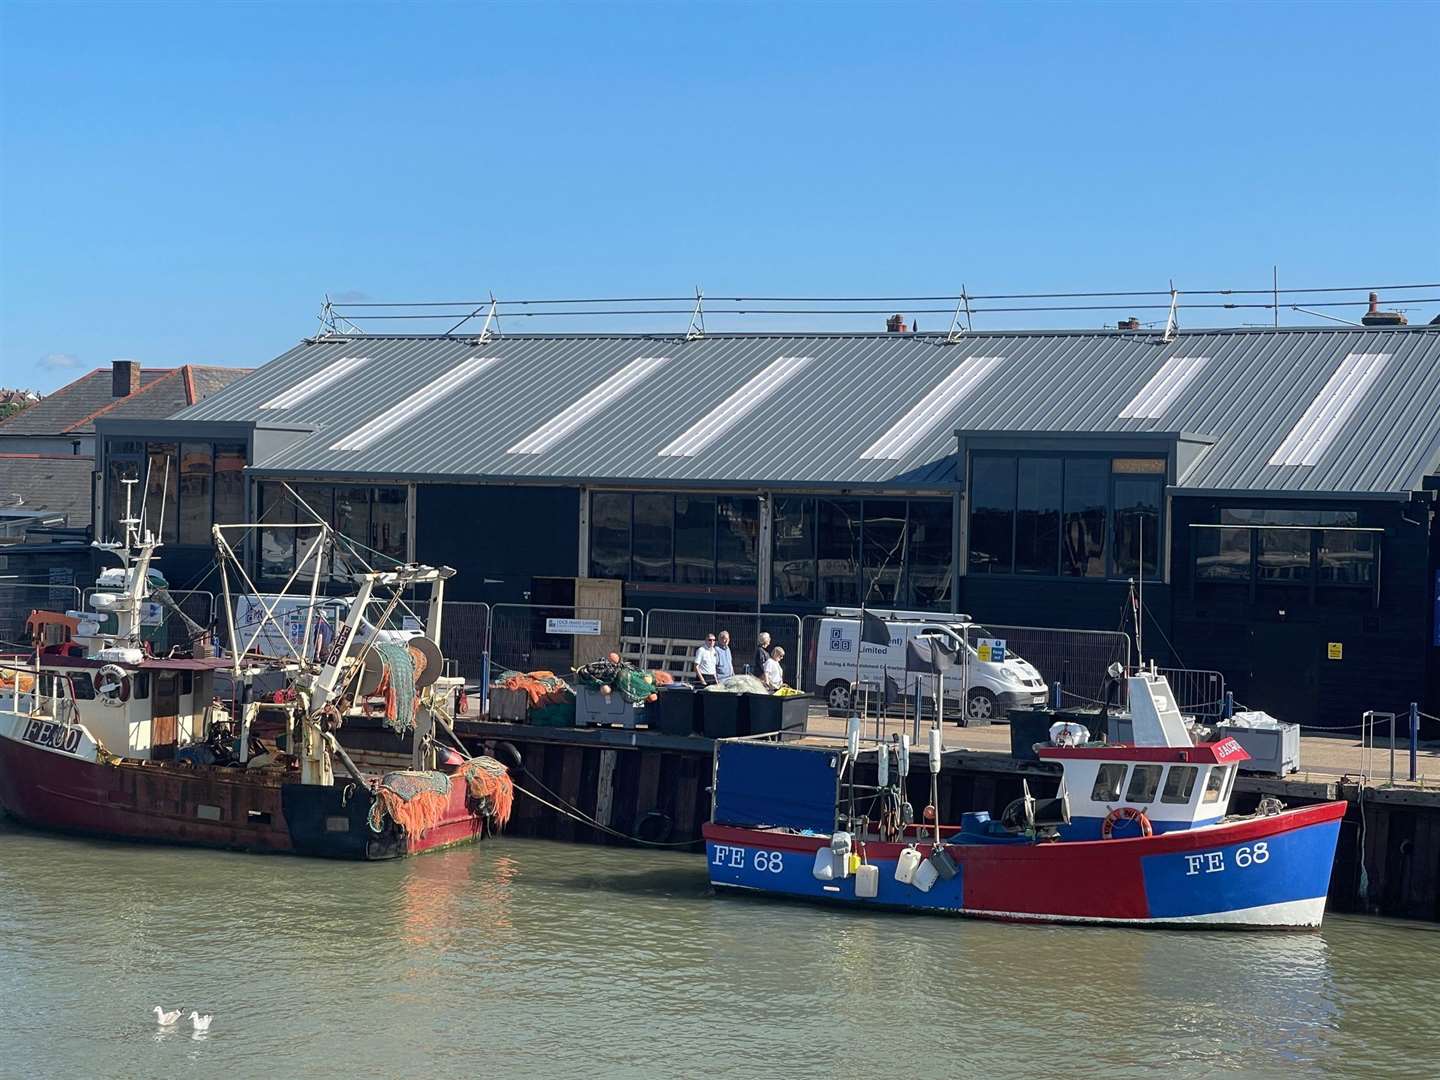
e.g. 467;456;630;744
415;484;580;604
1170;496;1437;732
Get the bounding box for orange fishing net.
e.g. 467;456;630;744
501;670;569;707
459;756;514;828
369;771;452;837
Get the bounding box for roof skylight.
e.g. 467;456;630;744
1268;353;1390;467
259;356;369;410
860;357;1003;460
508;356;670;455
1118;356;1208;420
329;355;498;452
658;355;812;457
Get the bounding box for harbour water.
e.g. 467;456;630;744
2;820;1436;1080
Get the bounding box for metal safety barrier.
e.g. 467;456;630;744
0;582;83;649
439;600;490;682
487;602;643;676
641;609;803;685
1155;667;1226;719
983;623;1131;707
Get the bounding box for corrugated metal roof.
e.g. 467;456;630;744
172;326;1440;496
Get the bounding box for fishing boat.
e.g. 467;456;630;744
701;671;1346;928
0;481;513;859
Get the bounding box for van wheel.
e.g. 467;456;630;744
965;689;996;723
825;680;851;714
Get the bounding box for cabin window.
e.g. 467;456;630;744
1202;767;1228;804
180;672;193;696
1090;763;1128;802
70;673;95;700
133;673;150;700
1161;765;1198;804
1125;764;1163;803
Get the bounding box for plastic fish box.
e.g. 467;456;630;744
488;686;531;722
575;685;644;728
1007;708;1056;761
741;693;811;740
647;684;700;736
1215;721;1301;776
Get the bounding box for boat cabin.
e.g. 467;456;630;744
1039;739;1251;839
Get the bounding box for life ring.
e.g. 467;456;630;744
95;664;131;707
1101;806;1153;839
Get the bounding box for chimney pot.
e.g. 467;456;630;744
1118;317;1141;331
1361;292;1408;327
112;359;140;398
886;314;908;333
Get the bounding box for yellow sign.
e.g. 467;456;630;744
1327;642;1343;661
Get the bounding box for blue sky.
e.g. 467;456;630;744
1;0;1436;392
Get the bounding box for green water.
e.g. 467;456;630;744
1;820;1436;1080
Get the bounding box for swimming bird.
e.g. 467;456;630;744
153;1007;182;1026
189;1011;212;1032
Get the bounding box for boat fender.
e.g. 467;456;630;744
928;846;958;881
876;746;889;787
95;664;131;706
928;727;943;774
897;735;911;778
1101;806;1153;839
854;863;879;899
493;741;523;772
912;855;940;893
812;847;837;881
635;810;672;844
894;846;923;885
829;832;853;879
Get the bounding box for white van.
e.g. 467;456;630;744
812;608;1048;722
230;594;420;663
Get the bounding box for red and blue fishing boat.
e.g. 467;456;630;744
702;673;1346;929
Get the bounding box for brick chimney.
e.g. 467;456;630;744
112;359;140;397
1118;316;1141;331
1361;291;1407;327
885;314;909;333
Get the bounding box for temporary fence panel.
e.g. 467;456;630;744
488;603;642;676
968;624;1131;708
0;583;83;649
1156;667;1227;719
439;601;490;682
640;609;803;687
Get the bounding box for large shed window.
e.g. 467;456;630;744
969;453;1166;580
587;493;759;590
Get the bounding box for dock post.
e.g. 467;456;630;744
1410;702;1420;782
1224;691;1234;720
1052;680;1062;710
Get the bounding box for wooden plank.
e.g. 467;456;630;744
555;747;584;843
595;749;617;829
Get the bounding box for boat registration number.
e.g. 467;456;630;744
21;718;84;756
1184;842;1269;876
711;845;785;873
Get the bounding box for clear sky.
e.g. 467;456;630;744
1;0;1436;392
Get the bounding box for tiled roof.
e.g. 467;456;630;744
0;454;95;526
0;365;250;436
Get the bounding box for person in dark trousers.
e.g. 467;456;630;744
694;634;719;686
752;632;771;677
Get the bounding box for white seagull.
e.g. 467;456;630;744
153;1006;182;1026
189;1011;213;1032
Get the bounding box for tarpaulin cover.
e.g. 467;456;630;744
713;741;839;834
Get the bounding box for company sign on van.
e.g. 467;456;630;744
828;626;853;653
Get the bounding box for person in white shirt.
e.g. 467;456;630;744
694;634;719;686
763;646;786;692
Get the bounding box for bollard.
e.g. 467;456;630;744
1224;690;1235;720
1052;679;1062;710
1411;702;1420;783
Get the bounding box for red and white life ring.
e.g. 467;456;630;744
95;664;131;707
1101;806;1153;839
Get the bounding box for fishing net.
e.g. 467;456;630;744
459;756;515;828
493;667;572;706
575;657;656;703
368;769;451;837
374;643;418;734
706;674;768;694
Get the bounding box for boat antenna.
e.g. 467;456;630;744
1136;516;1144;668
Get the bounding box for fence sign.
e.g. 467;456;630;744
976;637;1006;663
546;617;602;636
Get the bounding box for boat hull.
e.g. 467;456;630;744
703;801;1347;929
0;729;489;860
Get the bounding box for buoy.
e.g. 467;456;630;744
923;804;936;822
643;674;653;684
647;693;657;702
600;684;612;696
608;651;620;663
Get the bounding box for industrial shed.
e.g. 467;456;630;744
95;321;1440;729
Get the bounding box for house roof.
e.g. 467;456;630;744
0;365;250;437
170;325;1440;497
0;454;95;526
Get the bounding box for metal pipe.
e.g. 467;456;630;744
1410;702;1419;783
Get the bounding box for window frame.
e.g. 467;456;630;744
1188;521;1382;608
966;451;1168;583
1124;763;1163;804
1090;763;1129;802
1160;765;1199;805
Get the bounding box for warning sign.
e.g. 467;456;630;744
1327;642;1343;661
977;637;1006;663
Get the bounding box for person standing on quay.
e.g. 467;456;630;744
763;646;786;692
753;632;771;677
715;630;735;681
694;633;719;687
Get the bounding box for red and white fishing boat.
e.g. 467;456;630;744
703;672;1346;929
0;481;513;859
